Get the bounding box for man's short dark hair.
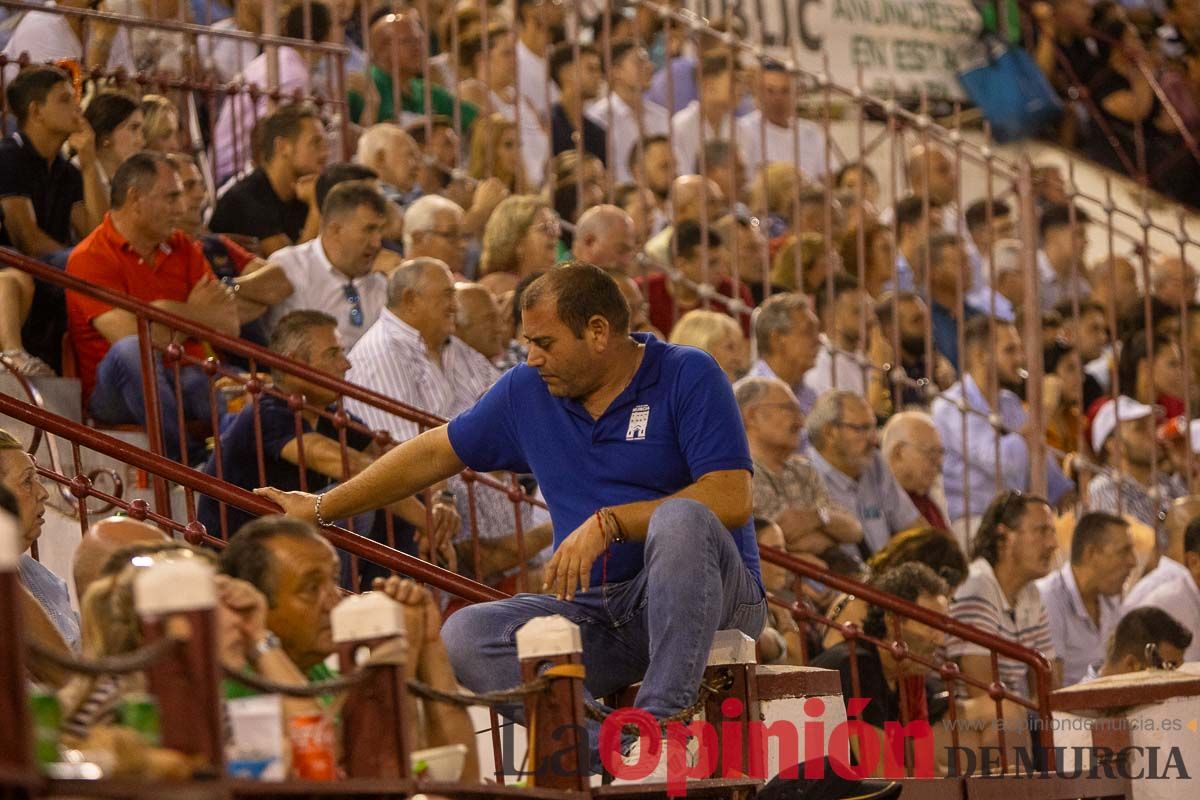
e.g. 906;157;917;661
1056;298;1107;320
316;163;378;214
218;515;326;605
609;39;639;69
699;53;732;79
674;218;723;261
1185;516;1200;556
1105;607;1193;668
520;260;630;338
548;42;598;88
874;290;920;333
630;133;670;177
321;180;388;224
111;150;170;209
965;199;1011;233
963;315;1015;358
85;90;141;145
814;272;860;317
894;195;932;232
7;65;71;127
702;138;735;169
255;103;322;164
971;490;1049;565
284;0;332;42
1039;202;1090;239
1070;511;1128;565
1116;329;1174;399
862;563;949;639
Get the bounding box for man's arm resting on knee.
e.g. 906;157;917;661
259;426;466;522
606;469;753;540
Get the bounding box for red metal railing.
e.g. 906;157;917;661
0;247;548;594
760;546;1057;775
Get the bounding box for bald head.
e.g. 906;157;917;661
73;517;171;600
907;144;955;205
455;282;505;360
1164;495;1200;564
356;123;420;192
671;175;725;223
572;204;637;274
1151;256;1198;308
880;410;943;495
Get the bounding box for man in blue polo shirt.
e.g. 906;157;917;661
258;262;766;775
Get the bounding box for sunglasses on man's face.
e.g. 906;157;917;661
1146;642;1180;671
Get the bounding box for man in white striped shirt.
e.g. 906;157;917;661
947;490;1061;699
345;258;549;571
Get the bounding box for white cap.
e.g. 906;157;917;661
1091;396;1155;454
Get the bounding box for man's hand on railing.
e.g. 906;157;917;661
254;486;320;523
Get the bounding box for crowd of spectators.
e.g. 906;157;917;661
1030;0;1200;205
2;0;1200;782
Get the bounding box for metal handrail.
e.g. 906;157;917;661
0;389;505;604
0;247;541;507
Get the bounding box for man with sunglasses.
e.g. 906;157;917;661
1092;607;1192;678
247;181;388;351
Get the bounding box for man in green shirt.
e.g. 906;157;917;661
348;9;478;133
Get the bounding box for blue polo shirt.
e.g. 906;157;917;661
447;333;760;588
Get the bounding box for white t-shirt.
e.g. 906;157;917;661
736;109;840;181
585;92;670;184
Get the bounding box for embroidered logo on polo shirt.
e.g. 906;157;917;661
626;404;650;441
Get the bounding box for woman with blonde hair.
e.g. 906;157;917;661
468;112;526;193
480;194;560;279
669;310;748;381
139;94;182;153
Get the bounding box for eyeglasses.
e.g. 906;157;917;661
427;228;469;244
756;401;803;417
344;282;364;328
1146;642;1180;671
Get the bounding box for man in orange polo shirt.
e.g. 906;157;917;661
66;151;240;463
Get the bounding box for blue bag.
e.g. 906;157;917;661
958;39;1063;143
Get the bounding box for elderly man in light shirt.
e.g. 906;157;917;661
932;316;1073;551
748;292;821;415
806;390;922;560
344;258;551;576
1036;512;1137;686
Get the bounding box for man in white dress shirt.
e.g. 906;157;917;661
515;0;563;121
1036;512;1137;686
585;40;669;184
248;181;389;350
671;54;736;178
737;61;839;181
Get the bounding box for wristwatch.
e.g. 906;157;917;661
249;631;282;665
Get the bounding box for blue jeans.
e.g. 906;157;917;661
442;498;766;769
88;335;211;463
